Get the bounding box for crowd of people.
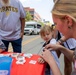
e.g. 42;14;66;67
0;0;76;75
40;0;76;75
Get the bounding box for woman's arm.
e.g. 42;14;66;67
41;50;62;75
58;36;69;45
59;45;74;61
45;44;74;61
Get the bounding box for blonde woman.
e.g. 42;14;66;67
40;0;76;75
53;24;76;75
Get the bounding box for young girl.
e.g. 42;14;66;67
38;25;60;75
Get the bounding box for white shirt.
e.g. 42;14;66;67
50;39;60;75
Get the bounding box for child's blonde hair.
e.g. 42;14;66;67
40;25;54;37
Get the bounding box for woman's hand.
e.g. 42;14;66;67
41;49;62;75
44;43;63;51
40;49;54;64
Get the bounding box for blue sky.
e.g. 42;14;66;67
19;0;54;23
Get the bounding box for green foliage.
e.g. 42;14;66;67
25;11;33;21
25;11;44;26
38;21;44;26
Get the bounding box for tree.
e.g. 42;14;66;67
25;11;32;21
38;21;44;26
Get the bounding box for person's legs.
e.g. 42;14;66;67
11;38;22;53
64;56;72;75
2;40;9;51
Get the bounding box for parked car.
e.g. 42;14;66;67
24;21;42;35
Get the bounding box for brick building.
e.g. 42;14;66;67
24;7;42;22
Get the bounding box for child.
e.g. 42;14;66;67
38;25;60;75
